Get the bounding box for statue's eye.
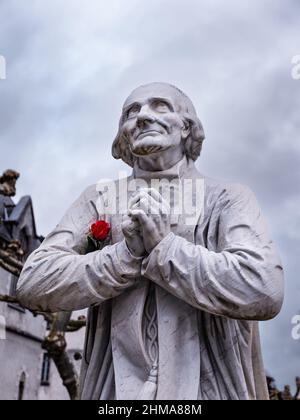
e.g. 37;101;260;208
127;104;140;118
152;100;171;113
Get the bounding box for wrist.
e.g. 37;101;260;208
149;231;174;254
124;239;146;259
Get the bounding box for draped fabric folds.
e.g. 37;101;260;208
17;157;284;400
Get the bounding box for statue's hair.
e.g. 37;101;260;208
112;82;205;167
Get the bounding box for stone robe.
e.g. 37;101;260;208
16;157;284;400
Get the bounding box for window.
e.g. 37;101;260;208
8;274;25;313
18;372;26;400
9;274;18;296
19;227;29;257
41;353;51;386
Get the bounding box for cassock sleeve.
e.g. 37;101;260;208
141;183;284;320
16;185;142;312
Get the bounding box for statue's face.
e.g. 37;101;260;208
120;84;188;157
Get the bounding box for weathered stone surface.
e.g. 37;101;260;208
17;83;284;400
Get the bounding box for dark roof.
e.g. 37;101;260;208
0;195;14;242
0;194;41;253
8;196;38;234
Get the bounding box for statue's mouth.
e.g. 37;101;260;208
130;137;165;155
130;128;167;155
136;130;160;139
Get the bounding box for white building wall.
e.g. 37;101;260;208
0;266;85;400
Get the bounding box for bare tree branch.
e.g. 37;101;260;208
42;312;79;400
294;376;300;399
66;317;86;332
0;257;21;277
0;293;19;304
0;249;24;271
0;293;54;323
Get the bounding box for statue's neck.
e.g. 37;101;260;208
137;149;184;172
133;155;190;182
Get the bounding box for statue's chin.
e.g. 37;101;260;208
130;141;166;156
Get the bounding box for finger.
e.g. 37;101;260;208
133;188;163;205
144;189;171;215
146;188;164;203
148;188;172;212
128;189;151;209
128;191;149;210
143;193;170;215
160;201;171;215
121;222;133;236
124;213;140;224
128;216;141;228
128;208;151;227
121;218;140;234
130;195;161;215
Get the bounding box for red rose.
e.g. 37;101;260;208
90;220;110;241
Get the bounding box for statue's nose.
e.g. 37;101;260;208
137;104;155;127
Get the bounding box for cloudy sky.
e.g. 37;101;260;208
0;0;299;390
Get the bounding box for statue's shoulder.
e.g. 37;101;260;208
203;176;257;208
77;183;99;203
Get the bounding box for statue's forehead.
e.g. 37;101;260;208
123;84;183;110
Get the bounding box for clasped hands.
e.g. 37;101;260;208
121;188;171;258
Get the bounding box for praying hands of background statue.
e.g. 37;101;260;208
121;188;171;257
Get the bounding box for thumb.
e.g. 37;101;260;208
121;217;139;235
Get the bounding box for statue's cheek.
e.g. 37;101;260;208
163;114;182;127
122;121;136;137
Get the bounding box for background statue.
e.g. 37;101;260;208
0;169;20;197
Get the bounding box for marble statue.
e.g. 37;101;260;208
17;82;284;400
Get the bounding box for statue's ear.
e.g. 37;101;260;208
181;120;190;140
112;130;135;167
183;115;205;141
190;117;205;141
183;115;205;161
